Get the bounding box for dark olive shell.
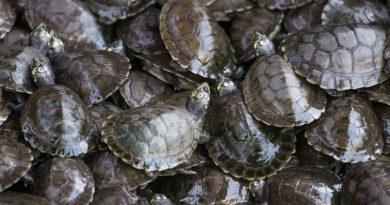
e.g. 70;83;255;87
158;149;209;176
0;27;29;56
341;159;390;204
283;0;325;33
359;80;390;106
86;150;157;191
206;0;254;21
281;23;388;91
243;55;327;127
206;93;296;180
91;186;149;205
0;137;32;192
0;0;16;39
25;0;106;49
305;96;383;163
265;167;341;205
229;8;283;62
160;0;237;79
89;102;122;132
256;0;312;10
119;71;174;108
21;85;96;157
321;0;390;26
0;192;51;205
373;104;390;154
53;50;131;106
31;157;95;205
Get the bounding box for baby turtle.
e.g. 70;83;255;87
373;104;390;154
206;77;296;180
31;157;95;205
91;186;149;205
206;0;254;21
0;0;16;39
0;192;51;205
102;83;211;172
89;102;122;133
305;96;383;163
255;0;313;10
359;78;390;106
150;194;174;205
0;26;29;56
243;33;327;127
281;23;388;91
160;0;238;79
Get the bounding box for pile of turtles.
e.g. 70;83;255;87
1;0;390;204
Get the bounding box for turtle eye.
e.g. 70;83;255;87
197;92;204;99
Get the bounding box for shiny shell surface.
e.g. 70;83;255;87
295;135;336;169
0;192;51;205
91;186;149;205
243;55;327;127
31;157;95;205
21;85;96;157
0;0;16;39
374;104;390;154
25;0;106;49
283;0;325;33
206;0;254;21
206;93;296;180
53;50;131;107
256;0;312;10
0;137;32;192
281;23;388;91
160;0;237;79
305;96;383;163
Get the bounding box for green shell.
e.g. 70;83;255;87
89;102;122;132
0;192;51;205
0;0;16;39
256;0;313;10
21;85;96;157
102;105;199;172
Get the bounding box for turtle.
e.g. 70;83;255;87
91;186;149;205
0;88;10;126
89;102;122;133
321;0;390;26
159;0;238;79
31;157;95;205
150;194;174;205
0;192;51;205
264;166;341;205
86;150;158;191
358;79;390;106
0;137;33;192
28;23;51;55
206;0;254;22
243;33;327;127
255;0;313;10
0;0;16;39
229;8;283;62
0;26;29;56
281;23;388;91
305;96;383;163
373;104;390;154
101;82;211;172
25;0;106;50
119;70;174;108
206;77;296;180
85;0;155;25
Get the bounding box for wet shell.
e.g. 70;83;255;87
243;55;327;127
91;186;149;205
255;0;313;10
305;96;383;163
0;0;16;39
206;0;254;21
53;50;131;107
25;0;106;49
160;0;237;79
373;104;390;154
281;23;388;91
0;192;51;205
21;85;96;157
283;0;325;33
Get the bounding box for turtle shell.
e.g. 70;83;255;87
89;102;122;132
0;192;51;205
31;157;95;205
206;93;296;180
21;85;96;157
158;149;209;176
281;23;388;91
283;0;325;33
0;137;32;192
91;186;149;205
52;50;131;106
0;27;29;56
0;0;16;39
206;0;254;21
255;0;313;10
265;167;341;205
359;80;390;106
86;150;157;191
373;104;390;154
0;101;10;126
321;0;390;26
160;0;237;79
157;0;216;6
150;194;174;205
243;55;327;127
25;0;106;50
341;159;390;204
305;96;383;163
229;8;283;62
119;71;174;108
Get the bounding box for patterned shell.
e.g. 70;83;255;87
53;50;131;107
305;96;383;163
283;0;325;33
0;101;10;126
206;0;254;21
373;104;390;155
255;0;313;10
21;85;96;157
25;0;106;49
359;80;390;106
281;23;388;90
243;55;327;127
0;192;51;205
91;186;149;205
160;0;237;79
102;105;199;172
0;137;32;192
0;0;16;39
206;93;296;180
31;157;95;205
89;102;122;132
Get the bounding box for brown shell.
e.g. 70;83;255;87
0;27;29;56
305;96;383;163
373;104;390;154
359;80;390;106
256;0;313;10
281;23;388;91
0;192;51;205
283;0;325;33
160;0;237;79
243;55;327;127
206;0;254;21
25;0;106;49
91;186;149;205
89;102;122;132
0;102;10;126
0;0;16;39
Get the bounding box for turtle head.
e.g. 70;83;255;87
31;58;55;87
47;30;64;60
150;194;173;205
29;23;51;50
216;76;236;96
253;32;275;57
186;82;211;118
